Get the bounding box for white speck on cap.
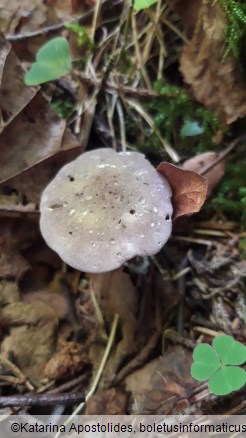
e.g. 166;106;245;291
40;148;173;273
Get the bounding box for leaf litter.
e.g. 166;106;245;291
0;0;245;418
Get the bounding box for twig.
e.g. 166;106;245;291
177;255;189;335
0;393;85;408
116;100;127;151
160;15;189;44
6;8;96;41
46;375;87;395
106;93;118;150
199;134;246;176
172;236;216;246
192;326;224;337
89;278;108;341
131;12;152;89
126;97;180;161
0;357;34;392
74;70;159;96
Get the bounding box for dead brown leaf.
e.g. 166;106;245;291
0;31;79;185
180;0;246;124
1;301;58;382
157;162;207;218
84;388;127;415
0;242;30;279
0;148;82;209
182;152;226;197
23;291;69;320
0;1;47;35
0;281;19;306
44;342;89;380
125;347;194;414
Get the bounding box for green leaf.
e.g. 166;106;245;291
191;344;221;381
180;120;205;137
213;335;246;365
133;0;158;11
25;37;72;86
208;366;246;396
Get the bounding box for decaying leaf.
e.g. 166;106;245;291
1;301;58;381
0;148;82;209
0;243;30;280
157;162;207;218
182;151;226;197
180;0;246;124
0;0;46;35
23;290;69;320
0;31;79;185
125;347;194;414
85;388;127;415
0;282;19;306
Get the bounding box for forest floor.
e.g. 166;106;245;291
0;0;246;419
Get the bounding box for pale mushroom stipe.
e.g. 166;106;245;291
40;148;173;273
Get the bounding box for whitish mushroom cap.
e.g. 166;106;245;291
40;148;173;273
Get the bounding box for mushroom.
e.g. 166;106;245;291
40;148;173;273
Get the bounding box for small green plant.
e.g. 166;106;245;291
126;82;221;155
133;0;158;11
24;37;72;86
217;0;246;59
211;158;246;222
65;23;93;48
191;335;246;395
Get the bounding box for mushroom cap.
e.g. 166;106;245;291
40;148;173;273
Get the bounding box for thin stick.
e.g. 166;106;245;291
131;12;152;89
0;393;85;408
116;100;127;151
200;134;246;176
6;7;97;41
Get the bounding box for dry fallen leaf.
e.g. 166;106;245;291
0;0;47;35
84;388;127;415
180;0;246;124
23;291;69;320
125;347;194;414
1;301;58;381
157;162;207;218
0;243;30;280
0;31;79;185
182;152;226;197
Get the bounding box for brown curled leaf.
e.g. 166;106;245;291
157;162;207;219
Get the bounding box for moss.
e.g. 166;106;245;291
217;0;246;62
51;97;74;119
126;82;222;157
210;156;246;224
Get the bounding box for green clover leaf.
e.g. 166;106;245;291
133;0;158;11
208;366;246;396
24;37;72;86
213;335;246;365
192;335;246;395
191;344;221;381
